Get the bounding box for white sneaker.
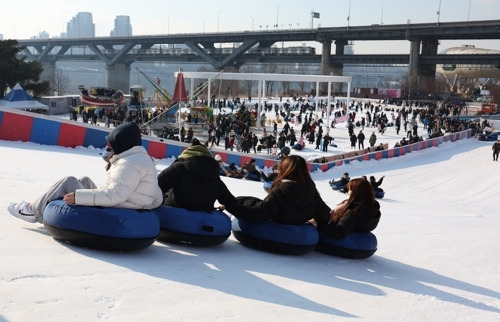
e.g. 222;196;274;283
7;201;37;223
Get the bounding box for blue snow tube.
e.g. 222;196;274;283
316;232;378;259
152;206;231;246
330;181;344;191
263;181;273;193
43;200;160;252
231;218;319;255
244;173;261;181
374;190;385;199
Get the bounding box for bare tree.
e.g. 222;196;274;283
240;64;257;98
488;83;500;105
260;63;279;96
279;64;293;95
52;68;71;96
295;65;310;95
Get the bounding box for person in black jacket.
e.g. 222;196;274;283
311;178;381;239
157;139;237;211
222;155;331;225
369;175;385;192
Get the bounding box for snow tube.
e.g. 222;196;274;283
374;189;385;199
330;181;344;191
244;173;261;181
316;232;378;259
291;143;303;150
231;218;319;255
263;181;272;193
42;200;160;252
153;206;231;246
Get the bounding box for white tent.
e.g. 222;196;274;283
0;83;48;110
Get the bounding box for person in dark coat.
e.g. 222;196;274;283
311;178;381;239
349;133;357;149
157;139;237;211
329;172;350;193
492;140;500;161
222;155;331;225
357;130;365;150
369;175;385;191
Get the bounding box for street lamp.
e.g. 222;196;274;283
250;16;254;31
437;0;442;25
380;7;383;25
467;0;471;21
217;11;222;33
347;0;351;28
200;18;205;33
276;5;282;29
167;15;172;35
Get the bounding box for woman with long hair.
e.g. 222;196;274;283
312;178;381;239
223;155;330;225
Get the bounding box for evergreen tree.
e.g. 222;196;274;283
0;39;49;98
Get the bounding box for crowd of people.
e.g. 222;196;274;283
13;95;492;249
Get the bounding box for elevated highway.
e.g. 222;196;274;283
16;19;500;93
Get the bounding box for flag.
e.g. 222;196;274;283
335;114;349;123
312;12;320;18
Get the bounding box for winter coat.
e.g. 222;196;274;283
492;142;500;153
157;145;236;211
75;145;163;209
369;133;377;147
224;180;331;225
370;177;384;191
350;134;357;146
316;200;381;239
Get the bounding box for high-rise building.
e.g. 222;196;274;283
110;15;132;37
66;12;95;38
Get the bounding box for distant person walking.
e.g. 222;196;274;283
492;140;500;161
357;130;365;150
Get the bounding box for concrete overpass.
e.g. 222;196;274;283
16;19;500;93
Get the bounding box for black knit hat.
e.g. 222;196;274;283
106;122;142;154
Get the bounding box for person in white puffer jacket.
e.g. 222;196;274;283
8;122;163;224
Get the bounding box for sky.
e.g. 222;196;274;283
2;0;500;54
1;101;500;320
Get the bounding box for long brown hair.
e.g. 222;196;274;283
270;155;315;191
331;178;375;222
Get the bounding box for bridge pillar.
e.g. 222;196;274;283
41;61;56;95
408;39;421;99
321;40;332;76
420;38;439;93
106;62;131;92
332;40;347;76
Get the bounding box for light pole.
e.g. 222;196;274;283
467;0;471;21
276;5;282;29
347;0;351;28
167;15;172;35
200;18;205;33
380;7;383;25
217;11;222;33
250;16;254;31
437;0;442;25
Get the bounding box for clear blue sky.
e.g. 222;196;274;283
2;0;499;54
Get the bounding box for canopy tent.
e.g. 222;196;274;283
0;83;48;110
172;72;187;102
